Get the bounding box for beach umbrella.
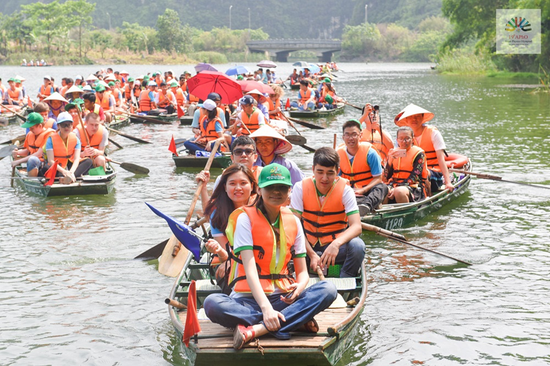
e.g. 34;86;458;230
394;104;434;127
292;61;309;67
257;60;277;68
187;71;243;104
194;63;218;73
303;63;321;74
237;80;274;94
225;65;249;76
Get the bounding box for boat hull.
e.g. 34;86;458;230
13;165;116;197
172;154;232;169
361;169;472;231
288;103;345;118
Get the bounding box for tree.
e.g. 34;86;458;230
156;9;184;53
341;23;381;58
66;0;96;59
86;29;113;58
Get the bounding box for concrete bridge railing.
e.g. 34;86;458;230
246;39;341;62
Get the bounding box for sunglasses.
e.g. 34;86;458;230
233;148;255;156
59;123;73;128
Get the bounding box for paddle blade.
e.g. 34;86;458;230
44;161;58;186
183;280;201;346
285;134;307;145
120;162;149;175
145;203;201;261
169;135;179;156
134;238;169;260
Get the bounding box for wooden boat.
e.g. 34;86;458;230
129;111;179;124
109;114;131;128
361;154;472;231
12;162;116;197
0;112;19;125
288;103;345;118
180;115;193;126
290;83;300;90
167;245;367;366
173;152;232;169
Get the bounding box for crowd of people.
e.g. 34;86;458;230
5;66;453;350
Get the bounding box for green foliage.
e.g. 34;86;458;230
120;21;158;54
21;0;69;55
189;51;227;64
341;23;381;58
440;0;549;72
85;29;113;58
436;48;496;74
156;9;184;53
402;31;447;62
418;15;452;33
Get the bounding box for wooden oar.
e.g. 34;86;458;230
449;169;550;191
342;100;362;111
108;138;123;149
361;222;471;265
105;126;151;144
134;216;209;260
286;115;326;130
109;159;150;175
158;139;222;277
0;144;19;160
285;134;316;153
10;141;20;187
1;104;27;121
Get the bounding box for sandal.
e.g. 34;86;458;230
233;324;255;350
302;318;319;333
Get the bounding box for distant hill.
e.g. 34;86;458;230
0;0;442;38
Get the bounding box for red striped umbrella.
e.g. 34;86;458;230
237;80;274;94
186;71;243;104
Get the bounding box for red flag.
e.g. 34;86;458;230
182;280;201;347
27;97;33;108
177;104;184;118
168;135;179;157
285;98;290;109
44;161;58;186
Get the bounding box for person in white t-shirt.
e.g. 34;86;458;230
290;147;365;278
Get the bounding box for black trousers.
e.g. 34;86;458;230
355;182;389;209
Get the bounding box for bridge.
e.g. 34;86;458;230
246;39;341;62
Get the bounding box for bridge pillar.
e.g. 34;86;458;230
317;51;333;63
275;51;290;62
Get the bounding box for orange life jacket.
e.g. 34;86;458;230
44;118;56;130
198;115;221;143
199;106;224;122
361;128;389;166
337;142;374;188
225;206;297;294
49;132;78;168
175;88;186;106
39;85;53;101
416;125;439;170
97;91;112;110
157;90;174;108
300;88;312;104
320;90;335;104
301;176;349;246
124;84;131;100
60;85;68;97
8;87;21;100
252;166;262;182
387;145;428;187
188;93;199;103
239;108;261;134
138;90;154;112
112;88;122;106
24;128;55;156
76;124;105;150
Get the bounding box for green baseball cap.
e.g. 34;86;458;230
8;77;15;82
323;77;331;83
258;163;292;188
128;77;135;82
65;98;84;111
347;119;362;130
14;78;21;83
108;81;115;87
325;94;334;104
21;112;44;128
143;75;150;81
170;81;178;87
95;85;105;92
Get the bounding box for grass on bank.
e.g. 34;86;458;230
436;48;495;75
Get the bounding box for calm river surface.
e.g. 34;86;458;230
1;63;549;365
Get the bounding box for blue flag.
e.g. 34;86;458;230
145;203;202;261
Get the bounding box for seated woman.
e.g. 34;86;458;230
384;126;428;203
204;164;337;350
183;99;224;154
317;81;337;110
196;163;257;294
41;112;93;184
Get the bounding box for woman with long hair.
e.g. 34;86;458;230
203;164;337;350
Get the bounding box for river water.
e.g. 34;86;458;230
1;63;549;365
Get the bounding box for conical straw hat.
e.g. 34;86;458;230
43;92;68;103
249;125;292;155
394;103;434;127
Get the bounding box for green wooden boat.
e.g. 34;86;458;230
173;152;232;169
129;112;179;124
167;246;367;366
109;114;131;128
361;159;472;231
290;83;300;90
12;162;116;197
288;103;345;118
180;116;193;126
0;112;19;126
